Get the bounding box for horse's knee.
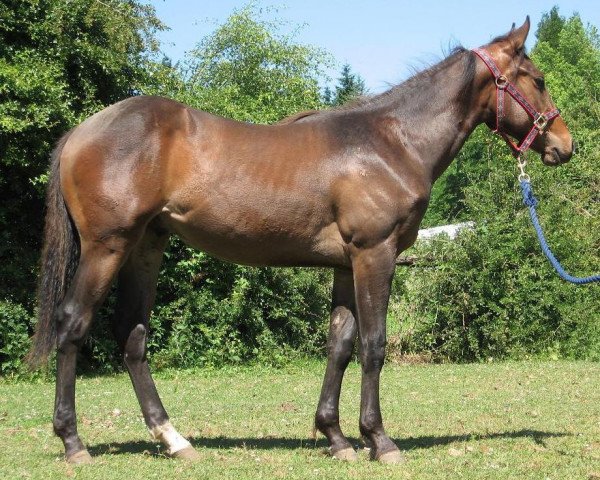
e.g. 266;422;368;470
124;324;147;366
359;334;386;373
315;407;339;431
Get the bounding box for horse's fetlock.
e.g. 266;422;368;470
315;409;338;430
359;413;383;436
53;414;74;438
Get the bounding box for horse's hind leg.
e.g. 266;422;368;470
54;241;130;464
111;225;199;460
315;268;358;461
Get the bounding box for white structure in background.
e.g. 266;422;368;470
416;221;475;241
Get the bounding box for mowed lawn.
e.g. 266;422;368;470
0;361;599;480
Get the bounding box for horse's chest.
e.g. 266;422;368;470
332;171;429;249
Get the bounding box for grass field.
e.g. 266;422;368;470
1;360;599;479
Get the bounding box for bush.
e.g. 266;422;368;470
150;242;331;369
388;131;600;362
0;300;34;374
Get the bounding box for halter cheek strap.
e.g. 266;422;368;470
472;48;560;158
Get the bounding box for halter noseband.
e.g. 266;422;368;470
472;47;560;159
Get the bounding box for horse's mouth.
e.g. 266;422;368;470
542;147;568;166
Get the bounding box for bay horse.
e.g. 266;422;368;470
28;18;573;464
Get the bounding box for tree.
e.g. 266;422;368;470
326;63;367;106
147;5;330;124
536;6;566;48
532;10;600;144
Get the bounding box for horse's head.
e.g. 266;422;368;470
478;17;574;165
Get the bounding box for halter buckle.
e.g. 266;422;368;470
495;75;508;89
533;114;548;131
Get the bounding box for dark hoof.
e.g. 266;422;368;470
331;447;358;461
67;449;93;465
171;446;201;461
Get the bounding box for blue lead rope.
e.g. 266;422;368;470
519;180;600;284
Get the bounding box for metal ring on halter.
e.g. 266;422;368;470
518;172;531;182
495;75;508;88
533;113;548;131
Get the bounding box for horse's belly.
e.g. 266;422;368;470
160;202;349;268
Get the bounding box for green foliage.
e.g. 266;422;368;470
149;250;331;368
535;6;566;49
532;12;600;152
146;4;330;123
392;205;600;361
390;9;600;361
0;300;34;374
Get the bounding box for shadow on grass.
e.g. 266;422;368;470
88;429;569;457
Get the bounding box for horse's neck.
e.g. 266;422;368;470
380;54;484;182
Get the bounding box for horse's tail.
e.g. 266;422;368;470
26;131;80;368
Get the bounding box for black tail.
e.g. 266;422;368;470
26;132;80;368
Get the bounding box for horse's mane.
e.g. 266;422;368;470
277;46;476;125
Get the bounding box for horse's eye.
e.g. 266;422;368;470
535;77;545;91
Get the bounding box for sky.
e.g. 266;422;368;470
146;1;600;93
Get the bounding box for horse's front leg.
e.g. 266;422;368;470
315;268;358;461
352;243;404;463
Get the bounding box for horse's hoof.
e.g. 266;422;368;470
376;449;405;464
67;449;93;465
331;447;358;461
171;446;201;461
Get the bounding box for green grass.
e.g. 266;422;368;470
0;361;599;479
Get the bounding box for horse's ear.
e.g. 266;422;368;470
508;16;530;51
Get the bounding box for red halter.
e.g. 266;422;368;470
472;48;560;158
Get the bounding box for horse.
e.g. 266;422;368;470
28;17;573;465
